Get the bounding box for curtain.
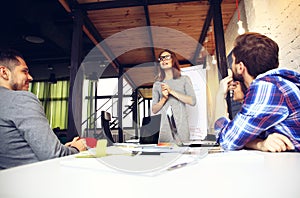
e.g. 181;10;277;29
86;80;95;130
30;81;69;130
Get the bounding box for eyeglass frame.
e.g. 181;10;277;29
158;54;172;62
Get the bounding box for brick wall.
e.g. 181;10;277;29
224;0;300;72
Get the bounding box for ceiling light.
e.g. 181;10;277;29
236;0;245;35
48;65;54;71
24;35;45;44
237;20;245;35
212;55;217;65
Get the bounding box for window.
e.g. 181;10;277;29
30;81;70;129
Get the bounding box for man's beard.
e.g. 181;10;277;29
12;83;20;91
10;81;26;91
233;72;243;82
233;71;247;94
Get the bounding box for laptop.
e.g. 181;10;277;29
166;106;219;147
139;114;161;144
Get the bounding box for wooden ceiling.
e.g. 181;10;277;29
61;0;238;98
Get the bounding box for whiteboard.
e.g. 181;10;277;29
182;66;207;140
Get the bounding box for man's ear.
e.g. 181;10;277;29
0;66;10;80
237;62;246;75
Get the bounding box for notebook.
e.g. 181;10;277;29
166;106;219;147
139;114;161;144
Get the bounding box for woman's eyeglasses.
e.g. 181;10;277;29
158;55;171;62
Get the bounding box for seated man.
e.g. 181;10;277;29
0;49;87;169
214;32;300;152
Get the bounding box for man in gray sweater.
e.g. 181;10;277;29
0;49;87;169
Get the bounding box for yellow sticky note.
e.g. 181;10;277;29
95;139;107;157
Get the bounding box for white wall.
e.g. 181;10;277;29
225;0;300;72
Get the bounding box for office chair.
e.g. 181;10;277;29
101;111;115;144
139;114;161;144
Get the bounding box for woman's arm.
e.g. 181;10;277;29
161;76;196;106
152;82;168;114
152;94;168;114
169;89;194;105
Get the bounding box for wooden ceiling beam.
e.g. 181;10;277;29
60;0;122;71
82;14;121;68
80;0;203;11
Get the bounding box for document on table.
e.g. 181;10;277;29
60;147;208;176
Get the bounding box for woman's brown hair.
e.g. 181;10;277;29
155;49;181;82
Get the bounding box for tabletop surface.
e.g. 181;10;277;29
1;148;300;198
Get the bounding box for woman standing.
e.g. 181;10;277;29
152;49;196;143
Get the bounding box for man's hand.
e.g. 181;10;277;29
260;133;294;152
217;69;244;102
232;81;244;102
65;137;87;152
217;69;235;98
246;133;295;152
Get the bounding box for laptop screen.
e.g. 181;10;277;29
166;106;219;147
139;114;161;144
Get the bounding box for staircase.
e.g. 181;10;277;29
81;79;143;142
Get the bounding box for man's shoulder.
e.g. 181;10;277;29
257;68;300;82
14;90;37;98
0;87;38;102
254;68;300;92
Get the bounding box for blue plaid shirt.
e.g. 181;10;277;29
215;68;300;151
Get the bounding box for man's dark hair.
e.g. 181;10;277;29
232;32;279;78
0;49;23;70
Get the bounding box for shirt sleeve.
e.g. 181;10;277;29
11;92;78;161
152;82;161;105
215;80;289;150
183;75;196;106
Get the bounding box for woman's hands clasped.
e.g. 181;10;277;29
161;83;170;99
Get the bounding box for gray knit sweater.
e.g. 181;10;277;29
0;86;78;169
152;75;196;143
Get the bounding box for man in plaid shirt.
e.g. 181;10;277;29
214;32;300;152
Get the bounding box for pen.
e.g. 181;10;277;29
167;162;188;171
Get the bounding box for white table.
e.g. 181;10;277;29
0;150;299;198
